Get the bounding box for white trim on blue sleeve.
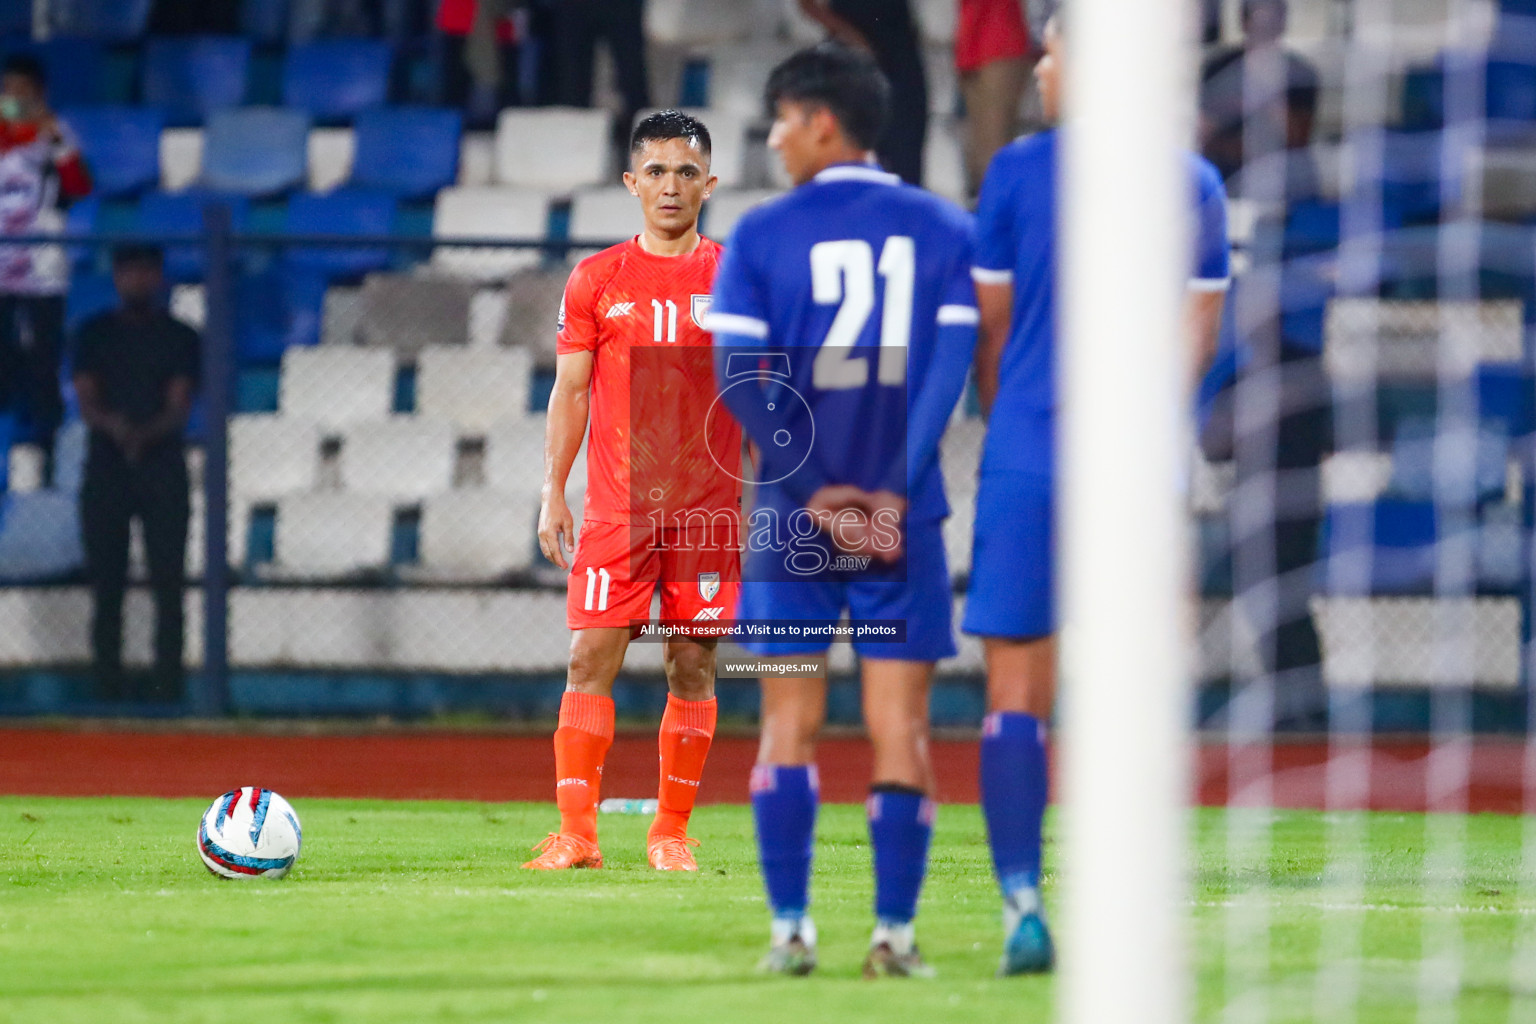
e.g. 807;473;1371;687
936;304;980;326
702;311;770;338
971;266;1014;285
1188;277;1232;293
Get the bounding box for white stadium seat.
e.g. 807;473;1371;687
279;346;395;427
432;186;551;281
307;127;356;192
703;188;780;240
418;490;538;579
493;107;611;192
159;127;203;191
273;492;392;578
705;44;795;117
646;0;761;46
229;414;321;500
486;415;587;507
340;417;455;499
416;347;533;431
923;115;967;204
568;186;646;251
321;285;361;345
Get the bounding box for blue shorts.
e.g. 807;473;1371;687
962;471;1055;639
736;516;956;661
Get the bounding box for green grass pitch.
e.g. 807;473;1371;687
2;797;1532;1023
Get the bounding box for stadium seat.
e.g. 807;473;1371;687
61;107;164;198
278;346;395;427
200;108;310;197
499;266;568;368
307;127;356;192
416;490;538;580
46;0;150;41
568;187;646;250
229;414;321;500
923;116;966;203
10;37;108;109
416;347;533;431
136;191;251;283
240;0;288;44
142;36;252;127
0;489;84;581
351;107;463;200
1324;500;1450;595
703;45;791;117
234;269;294;366
66;270;118;333
703;189;779;240
321;285;362;345
431;186;551;281
340;416;454;499
282;40;393;123
912;0;956;46
486;415;571;499
943;489;974;578
468;288;509;348
355;274;475;355
272;492;392;578
493;107;610;191
284;190;397;278
646;0;757;46
159;127;203;191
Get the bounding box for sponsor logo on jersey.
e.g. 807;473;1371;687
693;607;722;620
697;572;720;601
690;294;712;328
606;301;636;318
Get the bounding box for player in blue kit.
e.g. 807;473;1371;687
965;14;1232;976
705;44;979;978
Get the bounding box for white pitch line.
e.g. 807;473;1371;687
1194;899;1536;917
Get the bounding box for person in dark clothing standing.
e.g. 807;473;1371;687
797;0;928;186
550;0;650;139
73;246;200;702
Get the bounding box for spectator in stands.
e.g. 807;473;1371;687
73;246;200;704
955;0;1034;201
0;54;91;488
437;0;522;121
797;0;927;185
1198;0;1319;190
549;0;649;140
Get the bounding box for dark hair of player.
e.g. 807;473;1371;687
630;109;712;158
1;53;46;89
764;43;890;151
112;243;165;268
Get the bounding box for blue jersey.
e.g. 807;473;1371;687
707;164;978;524
972;129;1231;476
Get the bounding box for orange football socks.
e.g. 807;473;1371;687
650;694;718;843
553;691;615;843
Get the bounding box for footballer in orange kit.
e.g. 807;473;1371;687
524;110;743;872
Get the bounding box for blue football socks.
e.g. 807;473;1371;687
981;711;1048;894
867;784;934;926
751;764;819;921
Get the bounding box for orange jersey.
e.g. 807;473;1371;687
556;236;743;526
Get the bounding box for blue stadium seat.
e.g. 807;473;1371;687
1324;500;1442;595
1478;365;1535;436
350;107;462;200
142;36;252;127
284;190;397;277
137;190;251;282
235;269;292;366
282;40;393;123
0;37;110;108
47;0;150;41
282;190;399;349
61;106;164;198
199;107;310;197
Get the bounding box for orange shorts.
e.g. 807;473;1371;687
566;518;740;632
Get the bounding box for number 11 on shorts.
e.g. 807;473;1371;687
584;567;611;611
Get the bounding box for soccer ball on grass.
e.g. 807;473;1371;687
197;787;303;879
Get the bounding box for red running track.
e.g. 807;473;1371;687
0;728;1529;813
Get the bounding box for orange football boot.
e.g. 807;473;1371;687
522;832;603;870
647;835;700;871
